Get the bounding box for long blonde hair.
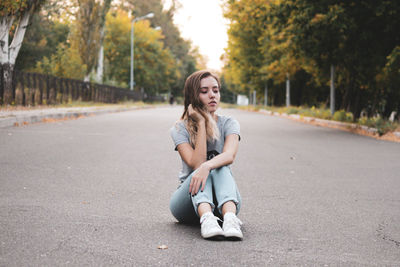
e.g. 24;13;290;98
180;70;220;146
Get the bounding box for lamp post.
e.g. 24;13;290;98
130;12;154;90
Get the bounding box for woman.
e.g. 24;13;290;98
169;70;243;240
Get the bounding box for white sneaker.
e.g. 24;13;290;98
223;212;243;240
200;212;224;239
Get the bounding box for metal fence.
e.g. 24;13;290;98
0;70;145;106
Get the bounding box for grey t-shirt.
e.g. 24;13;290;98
170;115;240;182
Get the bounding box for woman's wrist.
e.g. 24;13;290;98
197;118;206;126
201;161;212;172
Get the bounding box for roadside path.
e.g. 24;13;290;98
0;104;153;128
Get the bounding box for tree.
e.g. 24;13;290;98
74;0;111;82
15;5;70;72
269;0;400;118
126;0;198;96
270;1;350;114
0;0;45;104
222;0;400;116
379;46;400;117
104;10;176;94
223;0;268;98
95;0;112;83
34;43;87;80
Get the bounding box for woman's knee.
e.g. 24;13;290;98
210;165;232;180
170;196;198;223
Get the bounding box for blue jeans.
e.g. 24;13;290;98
169;166;242;224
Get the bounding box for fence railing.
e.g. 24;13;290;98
0;70;145;106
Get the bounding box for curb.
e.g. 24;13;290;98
259;109;400;138
0;106;148;129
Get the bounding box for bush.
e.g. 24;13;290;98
287;107;299;114
318;109;332;120
333;110;353;122
298;107;316;117
358;116;398;136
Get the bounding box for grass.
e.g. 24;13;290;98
221;102;399;136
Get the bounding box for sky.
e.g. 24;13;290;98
164;0;229;71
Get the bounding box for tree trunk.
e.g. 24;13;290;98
0;64;3;104
330;64;335;115
353;89;361;119
96;42;104;83
342;71;352;111
286;73;290;107
2;63;14;105
264;85;268;106
0;11;31;106
9;12;31;65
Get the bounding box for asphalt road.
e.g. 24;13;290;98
1;106;399;266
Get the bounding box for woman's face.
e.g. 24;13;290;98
198;76;220;114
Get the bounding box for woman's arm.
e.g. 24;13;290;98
185;133;240;196
201;134;239;170
176;106;207;169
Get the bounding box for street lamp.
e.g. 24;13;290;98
130;12;154;90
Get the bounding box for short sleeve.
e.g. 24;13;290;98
170;122;190;151
223;117;241;141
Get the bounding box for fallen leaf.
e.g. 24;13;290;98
157;245;168;250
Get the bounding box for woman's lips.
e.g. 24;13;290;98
209;101;217;106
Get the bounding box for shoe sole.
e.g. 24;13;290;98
203;234;225;241
224;233;243;241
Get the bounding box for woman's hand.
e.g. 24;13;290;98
188;104;205;123
189;163;211;196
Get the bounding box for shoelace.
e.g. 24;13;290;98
201;214;222;228
223;216;243;231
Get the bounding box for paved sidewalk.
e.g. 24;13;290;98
0;105;151;128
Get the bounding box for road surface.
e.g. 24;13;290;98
1;106;399;266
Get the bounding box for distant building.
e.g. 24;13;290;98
237;94;249;106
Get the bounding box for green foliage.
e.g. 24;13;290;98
34;43;87;79
287;107;299;115
72;0;103;79
332;110;353;123
295;106;332;120
0;1;24;16
0;0;30;16
358;116;398;136
104;10;176;94
379;46;400;117
222;0;400;119
128;0;199;96
223;0;267;93
10;0;197;97
15;13;70;71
